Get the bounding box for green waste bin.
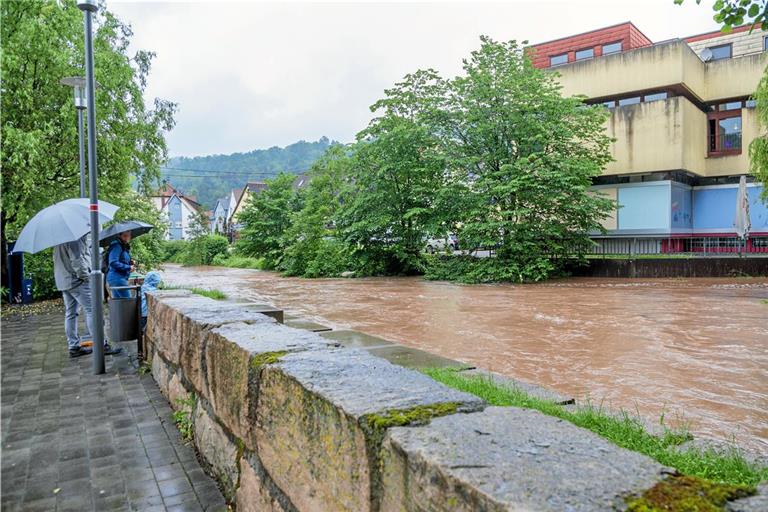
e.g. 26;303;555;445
109;285;140;342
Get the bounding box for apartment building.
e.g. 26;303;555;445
530;22;767;254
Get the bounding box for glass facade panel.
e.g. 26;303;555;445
575;48;594;60
644;92;667;102
602;42;622;55
708;44;732;60
550;53;568;66
617;184;670;230
618;96;641;106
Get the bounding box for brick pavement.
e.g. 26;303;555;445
1;308;227;512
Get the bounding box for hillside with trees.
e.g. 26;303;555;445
161;137;335;208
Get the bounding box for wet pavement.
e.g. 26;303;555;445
161;264;768;455
0;308;227;512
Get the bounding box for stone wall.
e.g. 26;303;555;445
144;290;760;511
570;257;768;278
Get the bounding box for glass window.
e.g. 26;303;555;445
709;114;742;153
575;48;594;60
746;99;757;108
550;53;568;66
618;96;641;106
602;100;616;109
719;101;742;111
764;36;768;51
602;42;622;55
644;92;668;102
708;44;732;60
718;116;741;150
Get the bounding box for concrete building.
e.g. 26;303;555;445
150;183;205;241
530;22;768;254
229;182;268;235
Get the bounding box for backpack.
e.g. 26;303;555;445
100;246;110;275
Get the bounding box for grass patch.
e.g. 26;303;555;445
626;475;754;511
250;350;289;367
188;287;227;300
161;284;227;300
422;368;767;487
363;402;461;431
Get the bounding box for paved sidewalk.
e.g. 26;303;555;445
1;308;227;512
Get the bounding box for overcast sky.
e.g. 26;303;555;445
109;0;724;157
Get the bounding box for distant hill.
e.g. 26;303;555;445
161;137;334;208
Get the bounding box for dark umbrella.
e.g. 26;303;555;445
99;220;154;247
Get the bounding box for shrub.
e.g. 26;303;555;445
24;249;58;300
180;235;229;266
424;254;556;284
211;254;265;270
161;240;189;262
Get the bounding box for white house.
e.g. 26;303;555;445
150;183;204;240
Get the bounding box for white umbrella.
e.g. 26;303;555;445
734;175;751;240
12;198;119;254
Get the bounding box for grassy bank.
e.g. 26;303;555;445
422;368;767;487
211;255;265;270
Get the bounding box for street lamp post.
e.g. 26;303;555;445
60;77;99;198
77;0;105;374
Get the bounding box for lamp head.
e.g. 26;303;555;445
77;0;98;12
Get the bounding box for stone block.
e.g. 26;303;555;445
192;400;240;502
234;303;284;324
204;321;334;445
381;406;666;512
283;317;332;332
167;372;191;410
256;348;484;512
367;344;473;370
235;453;289;512
320;330;395;349
460;368;575;405
728;483;768;512
148;295;277;396
151;353;172;397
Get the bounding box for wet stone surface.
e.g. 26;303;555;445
1;310;227;512
381;406;668;512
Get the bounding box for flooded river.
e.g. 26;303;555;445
161;264;768;454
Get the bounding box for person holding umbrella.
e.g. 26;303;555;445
106;232;134;298
12;198;124;358
101;221;153;298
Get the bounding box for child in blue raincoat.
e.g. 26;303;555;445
140;271;162;331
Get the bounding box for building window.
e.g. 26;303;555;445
575;48;594;60
719;101;742;111
618;96;641;106
746;98;757;108
550;53;568;66
708;111;742;155
644;92;668;102
602;100;616;109
602;41;622;55
764;36;768;51
707;43;732;60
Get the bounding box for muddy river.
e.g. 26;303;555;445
161;264;768;454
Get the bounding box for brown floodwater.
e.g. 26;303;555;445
161;264;768;454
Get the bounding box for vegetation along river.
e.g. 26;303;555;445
161;264;768;454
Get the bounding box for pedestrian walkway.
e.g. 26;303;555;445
1;307;227;511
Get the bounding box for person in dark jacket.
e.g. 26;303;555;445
107;232;134;298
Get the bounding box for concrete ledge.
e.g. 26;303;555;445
381;406;667;511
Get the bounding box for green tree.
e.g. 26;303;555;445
187;209;211;240
236;173;301;268
280;145;353;277
750;73;768;197
674;0;767;31
1;0;175;294
438;37;614;281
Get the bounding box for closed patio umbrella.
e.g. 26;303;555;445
734;176;751;255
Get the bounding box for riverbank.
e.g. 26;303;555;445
159;264;768;456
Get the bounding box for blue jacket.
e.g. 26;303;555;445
107;240;131;281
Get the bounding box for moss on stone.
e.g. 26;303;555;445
363;402;461;431
250;351;289;368
626;475;755;511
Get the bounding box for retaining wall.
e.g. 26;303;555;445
144;290;762;511
570;257;768;278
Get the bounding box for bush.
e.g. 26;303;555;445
424;254;557;284
161;240;189;262
181;235;229;266
24;249;58;300
211;254;265;270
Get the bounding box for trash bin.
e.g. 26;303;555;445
109;285;140;342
